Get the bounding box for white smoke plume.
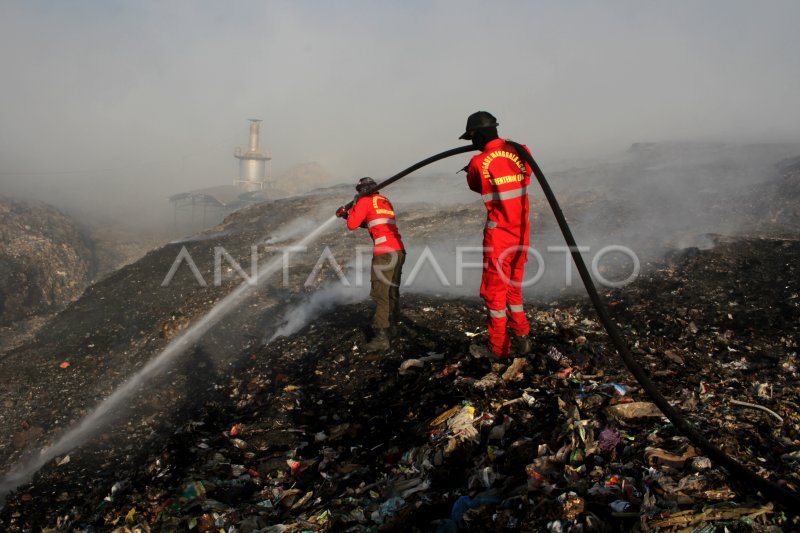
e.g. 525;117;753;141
267;283;368;343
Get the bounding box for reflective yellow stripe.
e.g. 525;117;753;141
507;304;524;313
374;236;388;245
367;218;396;228
482;185;528;203
488;174;524;186
488;308;507;318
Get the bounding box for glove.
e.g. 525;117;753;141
335;205;349;219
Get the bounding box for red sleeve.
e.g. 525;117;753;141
466;156;482;193
347;197;368;231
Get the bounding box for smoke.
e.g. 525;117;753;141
0;215;340;499
395;241;606;303
264;218;322;245
380;172;477;207
2;0;800;496
170;229;232;244
551;142;800;258
3;1;800;238
356;141;800;301
267;283;368;343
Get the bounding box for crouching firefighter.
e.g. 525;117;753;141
459;111;533;361
338;177;406;352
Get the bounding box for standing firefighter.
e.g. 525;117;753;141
460;111;533;361
341;177;406;351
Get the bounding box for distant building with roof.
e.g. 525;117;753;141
169;120;286;230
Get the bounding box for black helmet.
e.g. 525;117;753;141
356;177;377;194
459;111;499;140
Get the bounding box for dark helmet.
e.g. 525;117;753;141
459;111;499;140
355;176;377;194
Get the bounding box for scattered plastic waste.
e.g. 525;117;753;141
558;491;585;520
450;494;501;528
598;427;621;453
180;481;206;500
603;382;630;395
645;446;698;468
371;496;405;524
609;499;632;512
606;401;664;421
2;222;799;531
399;352;444;374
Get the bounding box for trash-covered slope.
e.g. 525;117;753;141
0;197;169;355
1;144;799;531
0;198;93;326
0;189;494;478
1;236;798;532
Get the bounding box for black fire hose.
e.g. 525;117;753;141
336;144;800;509
335;145;477;216
504;140;800;510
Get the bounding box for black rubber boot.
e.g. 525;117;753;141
469;343;508;363
365;329;391;352
511;334;532;355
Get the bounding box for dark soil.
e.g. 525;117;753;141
1;148;799;532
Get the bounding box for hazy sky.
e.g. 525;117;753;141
1;0;799;222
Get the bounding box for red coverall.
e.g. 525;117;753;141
466;138;532;357
347;193;404;256
347;193;405;329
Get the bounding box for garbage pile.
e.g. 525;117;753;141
0;198;93;326
1;235;798;532
0;197;166;355
2;143;799;531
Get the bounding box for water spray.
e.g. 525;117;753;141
3;143;796;510
0;146;474;498
0;216;339;499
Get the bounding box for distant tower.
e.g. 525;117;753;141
233;119;271;191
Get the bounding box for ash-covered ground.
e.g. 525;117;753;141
1;145;799;532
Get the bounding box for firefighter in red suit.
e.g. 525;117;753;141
460;111;533;361
343;177;406;351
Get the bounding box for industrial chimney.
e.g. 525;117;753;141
233;119;271;191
